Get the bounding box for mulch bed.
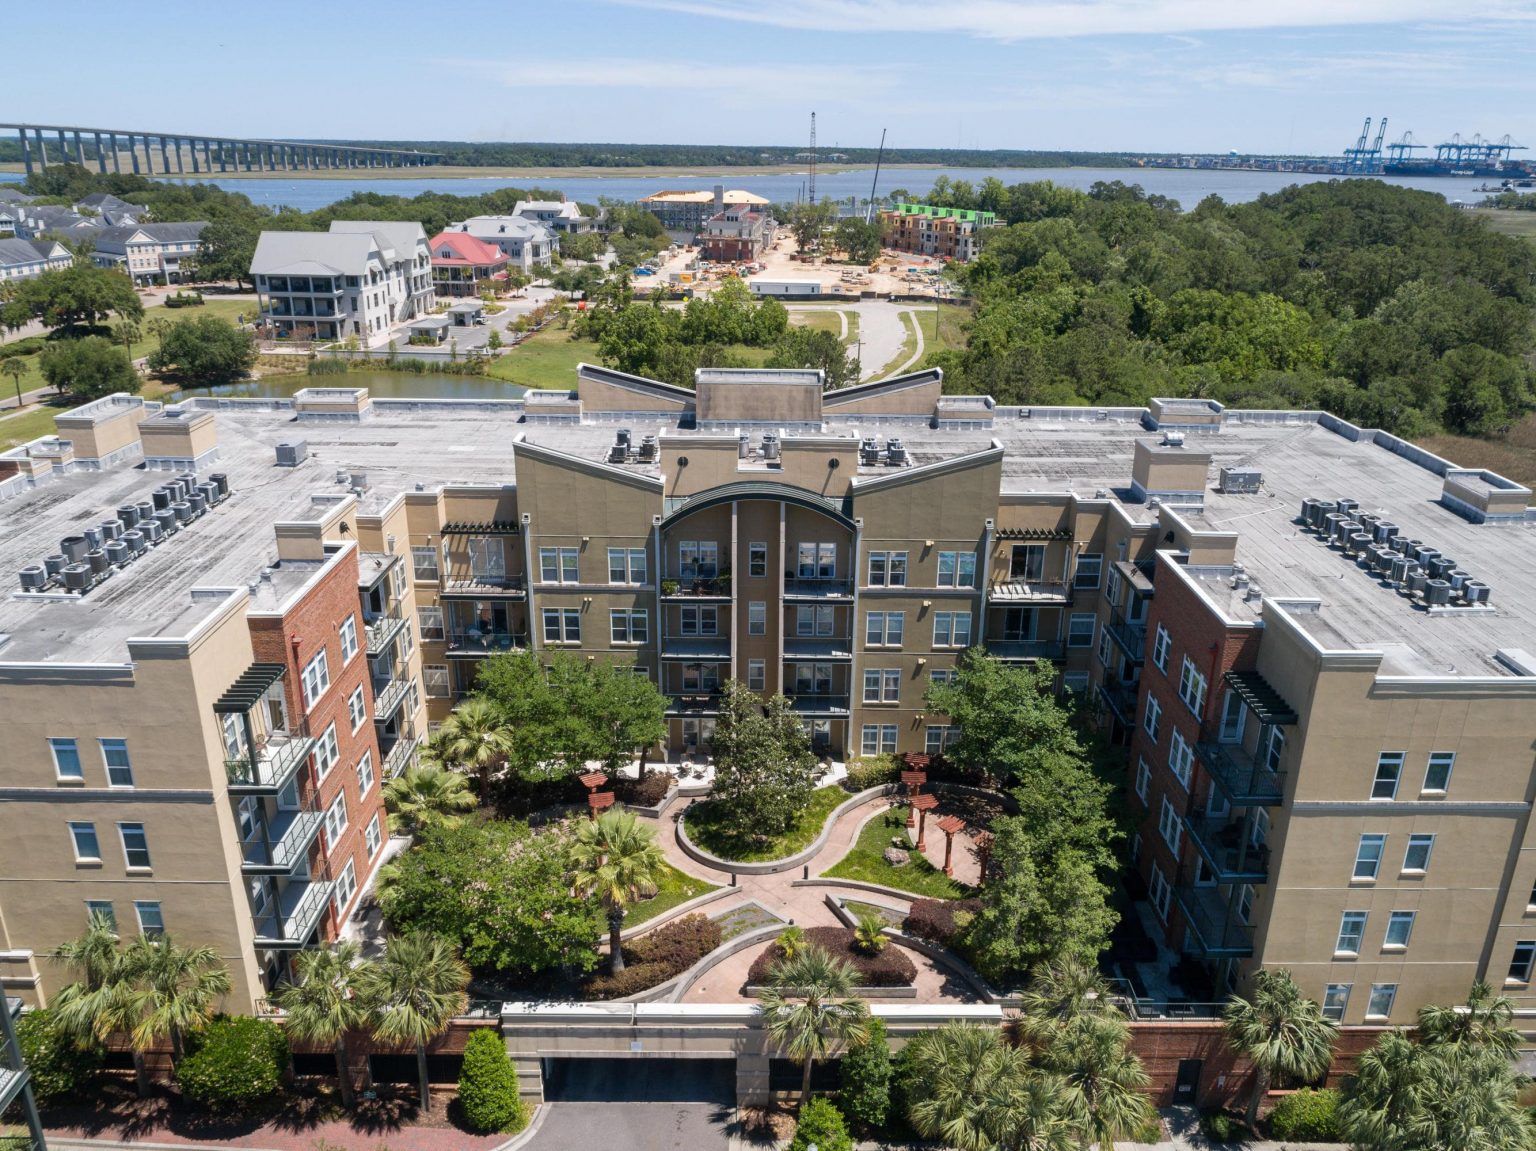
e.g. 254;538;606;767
747;926;918;987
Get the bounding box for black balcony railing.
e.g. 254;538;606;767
1185;812;1270;883
1098;679;1139;723
1105;608;1147;662
1176;883;1255;958
1195;731;1285;806
986;638;1066;662
445;629;526;658
783;578;854;600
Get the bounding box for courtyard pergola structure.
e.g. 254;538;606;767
909;793;939;853
900;769;928;829
588;791;615;820
579;771;609;795
936;815;966;877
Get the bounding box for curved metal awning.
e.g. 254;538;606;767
1224;670;1297;726
662;481;855;531
214;663;286;714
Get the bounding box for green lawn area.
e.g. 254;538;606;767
822;805;975;900
624;861;719;928
1476;208;1536;243
684;784;847;863
932;302;970;356
484;324;593;390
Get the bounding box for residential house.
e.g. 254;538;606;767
93;222;207;286
0;238;72;282
699;206;770;262
441;216;558;273
512;199;592;234
637;185;770;234
15;206;97;241
427;231;510;297
75;194;150;226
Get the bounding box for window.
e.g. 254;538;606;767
1168;728;1194;789
607;548;647;584
925;726;960;755
1509;942;1536;984
1143;695;1162;743
748;542;768;578
1158;796;1182;854
84;901;116;931
339;616;359;663
1353;834;1386;880
1238;884;1255;924
937;550;976;588
797;542;836;580
324;791;349;850
1106;565;1123;609
134;901;165;938
681;664;720;692
1151;625;1171;672
930;669;957;688
1372;752;1405;800
1064;671;1089;693
411;545;438;581
1424;751;1455;794
100;739;133;787
1336;911;1368;956
1149;864;1172;922
679;541;719;581
119;823;151;869
610;609;649;645
748;602;766;636
793;664;833;695
797;605;834;637
417;605;444;641
542;607;581;644
748;660;765;691
1097;628;1114;668
539;546;581;584
1067;613;1096;648
1010;544;1045;582
680;605;718;636
933;612;972;648
365;813;383;859
1322;984;1351;1023
1384;911;1415;950
863;668;901;704
860;724;898;756
1178;656;1208;716
301;650;330;709
1074;553;1103;590
468;537;506;581
1264;727;1286;772
333;859;358;918
868;551;907;587
356;750;375;797
50;738;83;781
866;611;904;647
70;822;101;862
424;665;450;698
348;686;367;733
1403;833;1434;873
314;723;339;781
1135;758;1151;805
1366;984;1397;1020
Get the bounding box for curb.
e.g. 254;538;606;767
676;785;895;875
492;1102;548;1151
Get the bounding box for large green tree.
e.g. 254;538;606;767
7;263;143;330
421;696;513;799
192;216;261;288
146;314;256;384
39;335;139;400
833;217;882;264
707;680;818;839
382;763;476;834
274;941;374;1107
904;1023;1073;1151
123;933;233;1066
766;327;859;388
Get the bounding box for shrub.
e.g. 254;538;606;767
2;336;47;356
457;1028;528;1133
15;1007;102;1103
1267;1087;1339;1142
306;356;349;375
838;1017;891;1130
787;1097;852;1151
614;771;673;807
843;756;899;791
175;1015;289;1109
164;291;205;308
1200;1110;1246;1144
902;898;982;946
584;913;721;999
852;913;887;956
747;927;916;987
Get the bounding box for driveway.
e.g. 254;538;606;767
532;1058;735;1150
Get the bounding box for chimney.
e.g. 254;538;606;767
713;184;724;214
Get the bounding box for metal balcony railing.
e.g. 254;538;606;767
226;731;315;794
1105;608;1147;662
364;609;407;655
1098;679;1139;723
382;735;419;779
1185;812;1270;883
445;629;526;658
785;694;851;716
782;637;855;661
241;809;325;874
1176;883;1255;958
252;879;333;948
783;578;854;600
1195;732;1286;806
986;638;1066;662
373;676;409;720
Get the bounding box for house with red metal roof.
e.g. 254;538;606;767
427;230;510;297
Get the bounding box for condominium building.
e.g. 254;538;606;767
0;237;71;282
637;186;770;234
427;231;510;297
92;221;207;286
250;221;433;341
700;206;771;263
440;217;558;274
879;203;998;262
0;375;1533;1035
513;199;592;234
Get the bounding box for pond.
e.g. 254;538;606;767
162;369;528;403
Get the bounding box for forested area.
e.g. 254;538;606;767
927;179;1536;438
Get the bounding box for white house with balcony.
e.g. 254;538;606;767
513;199;592;234
441;216;558;273
92;222;207;285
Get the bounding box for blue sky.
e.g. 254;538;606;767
4;0;1534;155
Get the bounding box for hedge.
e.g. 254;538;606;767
15;1008;103;1103
615;771;672;806
1267;1087;1340;1142
838;1017;892;1129
457;1028;528;1134
747;927;917;988
583;912;722;999
175;1015;289;1108
787;1097;852;1151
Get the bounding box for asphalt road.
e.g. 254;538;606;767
531;1058;736;1151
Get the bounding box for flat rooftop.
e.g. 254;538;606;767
0;397;1530;676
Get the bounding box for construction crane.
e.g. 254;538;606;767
1344;116;1372;169
807;111;817;206
1343;116;1387;172
865;128;887;224
1370;117;1388;168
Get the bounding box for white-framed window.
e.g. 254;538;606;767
1336;911;1367;955
863;668;901;704
1010;544;1045;582
860;724;898;756
1097;628;1114;668
417;605;444;641
797;605;834;637
680;605;718;636
747;660;765;691
1423;751;1455;794
1178;656;1207;716
1264;727;1286;772
1067;613;1096;648
100;739;134;787
926;725;960;755
347;686;367;733
118;823;151;869
607;547;647;584
314;723;339;781
365;812;383;859
1064;671;1089;693
1135;757;1151;805
1403;833;1434;874
84;900;116;930
424;664;450;698
748;601;766;635
542;607;581;644
797;542;836;580
339;616;359;663
866;611;904;647
1151;624;1171;672
610;609;648;645
929;668;957;688
1143;695;1162;743
1239;884;1255;924
937;550;976;588
324;790;349;850
681;664;720;692
1106;565;1123;609
1372;752;1405;800
1074;553;1103;590
793;664;833;695
411;545;438;581
134;901;165;938
1158;796;1182;854
301;649;331;709
1384;910;1415;950
1353;834;1386;880
50;737;83;781
399;618;415;660
470;537;507;581
1149;864;1172;922
356;750;375;797
539;546;580;584
933;611;972;648
333;858;358;919
748;542;768;578
1508;941;1536;985
678;541;719;581
1168;728;1194;789
69;821;101;862
1322;984;1351;1023
1366;984;1397;1020
868;551;907;587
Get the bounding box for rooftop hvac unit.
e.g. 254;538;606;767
1330;519;1351;545
1323;512;1344;538
1357;513;1379;534
1299;497;1317;523
616;428;631;449
1220;467;1262;494
63;563;91;592
349;471;367;492
761;433;780;461
100;519;121;542
43;554;64;577
106;540;130;565
61;535;89;563
18;565;47;592
1424;579;1452;606
198;482;219;507
639;435;657;462
1377;521;1399;542
84;526;103;550
154;509;178;535
209;473;229;500
141;520;163;544
188;492;207;517
860;437;880;466
1415;546;1439;566
1373;549;1397;575
1336;497;1359;514
275;441;308;468
1314;499;1337;525
118;504;140;528
87;549;110;576
1448;569;1470;591
887;438;908;465
1348;532;1373;556
137;500;155;523
1429;557;1455;580
122;530;144;555
1465;581;1491;605
1390;556;1412;584
152;488;171;511
167;479;186;503
1406;568;1428;596
172;501;192;525
334;468;349;485
737;432;749;460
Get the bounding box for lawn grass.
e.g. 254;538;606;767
790;309;848;337
822;805;974;900
932;302;970;356
1420;411;1536;501
484;324;593;390
684;784;847;863
1476;208;1536;242
624;861;719;928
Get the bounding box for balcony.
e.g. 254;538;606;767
1105;608;1146;663
986;638;1066;663
989;579;1072;605
661;637;732;661
226;733;315;795
1185;813;1270;883
783;578;853;601
241;809;324;874
1175;884;1255;958
365;609;407;655
660;576;731;602
373;675;409;720
382;735;419;779
782;637;854;661
785;694;850;717
1195;737;1285;806
441;573;525;599
666;691;723;716
1098;679;1139;724
252;879;333;949
445;629;526;659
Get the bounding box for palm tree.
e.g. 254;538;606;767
1336;1030;1429;1151
50;917;153;1096
382;764;476;835
567;809;667;977
1416;980;1521;1057
275;941;374;1107
1;356;26;409
1222;968;1337;1129
1014;957;1117;1052
757;943;870;1102
357;933;468;1112
122;934;232;1065
905;1023;1072;1151
423;697;512;800
147;316;172;349
112;319;142;351
1041;1014;1154;1151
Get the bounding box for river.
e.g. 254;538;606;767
163;370;528;403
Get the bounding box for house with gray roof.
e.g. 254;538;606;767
512;199;592;234
442;215;559;272
15;205;97;240
75;193;150;221
0;188;36;206
92;222;207;285
0;238;72;283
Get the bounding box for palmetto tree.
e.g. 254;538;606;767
423;697;512;800
358;933;468;1112
905;1023;1073;1151
1416;980;1521;1057
51;914;154;1095
1014;957;1117;1052
275;941;374;1107
1042;1013;1154;1151
1222;968;1337;1128
147;316;172;348
382;764;476;836
1;356;26;407
567;809;667;977
112;320;142;350
758;943;870;1102
123;933;232;1065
